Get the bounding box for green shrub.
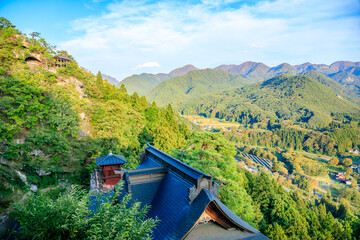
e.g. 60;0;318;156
11;184;158;239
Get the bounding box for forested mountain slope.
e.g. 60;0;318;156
119;73;169;96
329;71;360;95
303;70;360;104
123;61;360;96
101;73;119;85
119;64;198;95
179;74;360;127
146;68;248;106
0;19;188;210
216;61;360;83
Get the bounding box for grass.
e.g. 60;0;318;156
182;115;241;128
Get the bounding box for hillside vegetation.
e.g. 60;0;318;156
303;71;360;104
1;18;360;240
146;68;248;106
180;74;359;127
119;73;168;96
178;74;360;156
216;61;360;94
122;61;360;96
119;64;198;96
0;18;188;210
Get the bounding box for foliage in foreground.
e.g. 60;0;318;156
11;185;158;240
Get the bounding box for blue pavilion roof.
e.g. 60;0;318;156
95;152;127;166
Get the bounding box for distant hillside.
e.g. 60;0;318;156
146;69;248;106
328;71;360;95
267;63;297;77
121;61;360;96
303;70;360;104
119;73;168;96
215;61;270;82
119;64;198;95
225;61;360;93
102;74;119;85
168;64;198;77
179;74;360;127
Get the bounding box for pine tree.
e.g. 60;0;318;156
96;71;104;94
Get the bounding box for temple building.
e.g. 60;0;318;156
54;55;71;67
95;151;127;185
91;144;269;240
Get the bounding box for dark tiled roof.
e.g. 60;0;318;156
171;188;268;239
55;55;71;61
209;189;260;234
95;153;127;166
128;167;167;176
145;144;212;184
135;156;162;169
91;145;269;240
146;172;193;239
130;180;163;208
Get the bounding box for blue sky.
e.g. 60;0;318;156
1;0;359;80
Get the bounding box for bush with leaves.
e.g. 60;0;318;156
11;184;158;239
328;157;339;166
342;158;353;167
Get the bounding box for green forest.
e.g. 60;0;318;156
0;17;188;209
177;74;360;156
146;69;248;106
1;18;360;239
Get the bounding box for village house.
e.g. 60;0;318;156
336;172;346;182
351;165;360;173
349;149;360;155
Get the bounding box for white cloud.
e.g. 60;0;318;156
134;61;162;70
58;0;360;80
250;43;263;49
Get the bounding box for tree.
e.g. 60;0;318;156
96;71;104;93
272;162;288;175
345;167;353;176
244;156;253;167
328;157;339;166
11;185;158;239
30;32;41;45
0;17;15;29
342;158;352;167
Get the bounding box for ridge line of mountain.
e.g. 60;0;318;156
119;61;360;96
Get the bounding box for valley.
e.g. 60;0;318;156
0;16;360;240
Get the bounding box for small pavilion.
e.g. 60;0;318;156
95;151;127;185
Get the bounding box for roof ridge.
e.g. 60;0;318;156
96;153;127;166
98;154;110;165
99;154;109;164
146;143;212;179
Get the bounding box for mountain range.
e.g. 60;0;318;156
101;74;120;85
177;74;360;127
146;69;247;106
119;61;360;96
119;64;198;95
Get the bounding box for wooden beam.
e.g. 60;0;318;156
205;203;235;229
